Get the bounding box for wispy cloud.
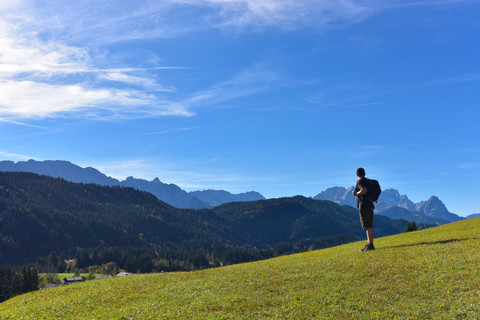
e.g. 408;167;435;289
381;0;480;10
8;0;473;45
308;82;386;111
351;145;386;159
0;117;47;129
0;151;35;161
349;101;383;108
458;162;480;170
87;159;155;181
99;72;178;93
89;157;272;192
132;126;202;137
34;0;375;37
185;61;283;108
14;0;464;47
424;72;480;87
191;0;479;31
9;1;185;45
0;1;287;121
193;0;375;31
0;2;189;120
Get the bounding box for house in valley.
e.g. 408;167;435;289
63;277;83;285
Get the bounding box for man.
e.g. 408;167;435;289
352;167;375;251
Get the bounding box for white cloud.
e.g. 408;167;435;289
10;1;195;45
0;20;89;77
0;2;189;120
0;80;154;118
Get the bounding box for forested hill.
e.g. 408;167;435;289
0;172;212;265
0;172;407;269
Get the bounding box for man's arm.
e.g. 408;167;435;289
353;187;368;196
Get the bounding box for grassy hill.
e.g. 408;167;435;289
1;218;479;319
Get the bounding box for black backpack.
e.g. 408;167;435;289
365;178;381;202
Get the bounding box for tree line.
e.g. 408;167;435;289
0;266;39;302
34;235;361;275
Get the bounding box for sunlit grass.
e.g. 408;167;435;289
1;218;479;319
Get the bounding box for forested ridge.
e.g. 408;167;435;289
0;172;407;272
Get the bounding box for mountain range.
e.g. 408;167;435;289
0;159;474;225
314;186;465;225
0;160;264;209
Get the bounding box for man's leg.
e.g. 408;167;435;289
359;206;375;251
366;227;374;246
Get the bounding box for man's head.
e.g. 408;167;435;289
356;167;366;178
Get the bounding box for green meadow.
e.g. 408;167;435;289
1;218;479;319
41;273;90;280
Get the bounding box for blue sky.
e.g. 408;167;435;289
0;0;479;216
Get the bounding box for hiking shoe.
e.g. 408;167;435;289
359;244;375;252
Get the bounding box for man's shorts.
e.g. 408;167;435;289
359;206;374;230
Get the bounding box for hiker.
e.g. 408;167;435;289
352;167;375;251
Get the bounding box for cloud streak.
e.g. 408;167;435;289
0;150;35;161
197;0;375;30
184;0;478;32
185;61;283;108
423;72;480;87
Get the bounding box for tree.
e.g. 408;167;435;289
40;273;60;285
404;221;419;232
100;262;120;276
0;266;19;302
21;266;39;293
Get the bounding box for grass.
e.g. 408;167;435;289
1;218;479;319
41;273;90;279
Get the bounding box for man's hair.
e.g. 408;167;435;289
356;167;366;177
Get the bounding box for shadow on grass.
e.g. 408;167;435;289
382;238;476;250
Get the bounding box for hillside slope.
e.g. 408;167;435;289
1;218;479;319
0;172;213;265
